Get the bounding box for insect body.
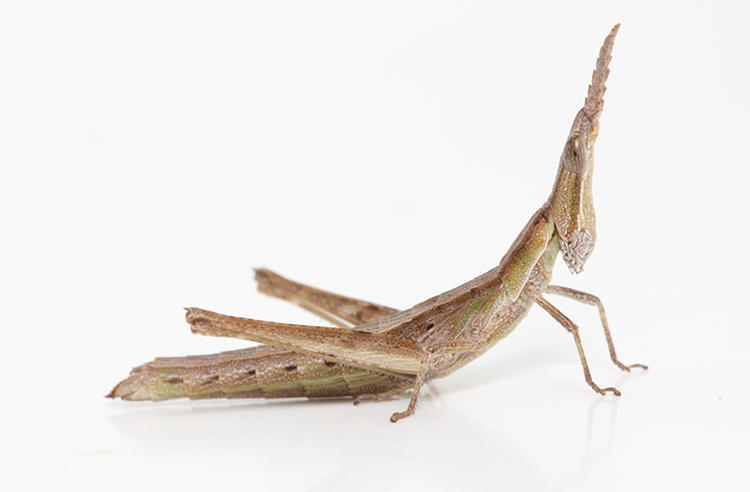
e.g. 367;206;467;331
108;24;647;422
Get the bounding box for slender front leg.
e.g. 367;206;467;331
532;293;621;396
544;285;648;372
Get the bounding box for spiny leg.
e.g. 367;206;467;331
532;293;620;396
544;285;648;372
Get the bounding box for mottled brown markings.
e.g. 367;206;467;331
108;24;646;422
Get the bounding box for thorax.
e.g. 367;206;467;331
429;232;561;377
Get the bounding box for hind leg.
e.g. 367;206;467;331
255;269;398;328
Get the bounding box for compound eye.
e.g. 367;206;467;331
562;136;587;174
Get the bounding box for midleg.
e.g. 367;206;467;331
544;285;648;372
389;366;427;423
389;340;477;423
532;293;621;396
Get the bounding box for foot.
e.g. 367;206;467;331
614;360;648;372
589;381;621;396
390;409;414;423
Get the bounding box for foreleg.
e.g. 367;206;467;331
532;293;621;396
544;285;647;372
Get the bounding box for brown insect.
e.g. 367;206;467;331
108;24;647;422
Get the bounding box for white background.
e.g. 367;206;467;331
2;1;748;491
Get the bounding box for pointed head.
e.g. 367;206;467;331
550;24;619;274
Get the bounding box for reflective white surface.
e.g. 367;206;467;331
1;1;748;490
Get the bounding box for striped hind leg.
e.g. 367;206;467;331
254;269;398;328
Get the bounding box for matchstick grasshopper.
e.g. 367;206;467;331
109;24;647;422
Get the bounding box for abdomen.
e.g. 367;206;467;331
108;345;403;401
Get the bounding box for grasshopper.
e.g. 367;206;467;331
108;24;647;422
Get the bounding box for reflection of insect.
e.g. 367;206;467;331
109;24;646;422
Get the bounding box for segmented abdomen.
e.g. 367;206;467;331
107;345;402;401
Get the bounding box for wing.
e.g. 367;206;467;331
185;308;423;378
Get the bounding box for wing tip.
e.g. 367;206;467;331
106;373;146;401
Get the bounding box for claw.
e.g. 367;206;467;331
615;360;649;372
390;410;411;423
601;386;621;396
590;381;621;396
